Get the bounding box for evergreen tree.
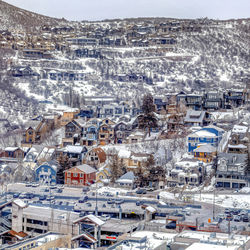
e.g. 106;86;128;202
139;93;158;136
57;154;71;184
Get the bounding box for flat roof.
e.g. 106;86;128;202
23;205;79;222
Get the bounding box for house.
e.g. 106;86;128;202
215;153;249;189
22;118;54;146
184;110;210;127
22;49;52;59
0;147;24;159
9;65;36;77
203;91;224;110
185;94;203;110
193;144;217;163
187;125;224;153
167;113;185;133
64;164;96;186
116;171;136;189
224;89;245;108
167;158;205;187
23;145;55;169
227;124;249;154
96;165;111;184
126;131;145;144
35;161;58;185
63;145;88;166
98;118;115;145
85;147;107;169
114;121;131;144
62;118;85;146
60;108;79;126
81;118;102;146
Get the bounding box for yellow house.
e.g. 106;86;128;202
60;108;79;126
96;165;111;183
193;144;217;163
117;149;151;174
98;118;115;145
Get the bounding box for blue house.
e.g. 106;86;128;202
77;109;94;119
35;161;58;185
188;125;224;152
82;119;102;146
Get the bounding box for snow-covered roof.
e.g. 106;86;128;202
13;199;27;208
116;171;135;182
65;145;85;154
184;110;205;123
76;164;96;174
186;242;238;250
146;206;156;213
5;147;19;152
227;144;247;149
193;144;217;153
118;149;131;159
190;130;217;138
232;125;248;134
82;214;105;226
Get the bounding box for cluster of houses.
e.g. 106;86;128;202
0;91;249;190
0;18;209;53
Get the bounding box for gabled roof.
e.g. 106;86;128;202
193;144;217;153
116;171;135;182
189;130;217;138
4;147;19;152
69;164;96;174
218;153;248;165
25;120;41;130
64;145;86;154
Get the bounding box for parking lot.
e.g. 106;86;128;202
1;183;249;233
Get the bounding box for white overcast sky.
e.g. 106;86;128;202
4;0;250;21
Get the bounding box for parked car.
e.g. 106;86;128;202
234;215;241;222
101;214;110;221
46;196;55;201
25;183;32;187
136;188;147;194
107;198;115;204
39;195;46;201
44;188;49;192
57;189;63;193
19;192;28;199
166;221;176;229
26;193;34;199
13;192;20;198
136;201;143;206
82;187;90;193
243;216;249;222
115;199;124;204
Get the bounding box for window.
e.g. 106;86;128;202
73;173;78;177
80;173;83;178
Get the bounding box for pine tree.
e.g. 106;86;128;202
57;154;71;184
139;93;158;136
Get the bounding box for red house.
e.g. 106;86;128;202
64;164;96;186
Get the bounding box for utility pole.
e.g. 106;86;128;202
212;188;215;220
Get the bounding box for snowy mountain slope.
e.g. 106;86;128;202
0;1;249;130
0;0;66;32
